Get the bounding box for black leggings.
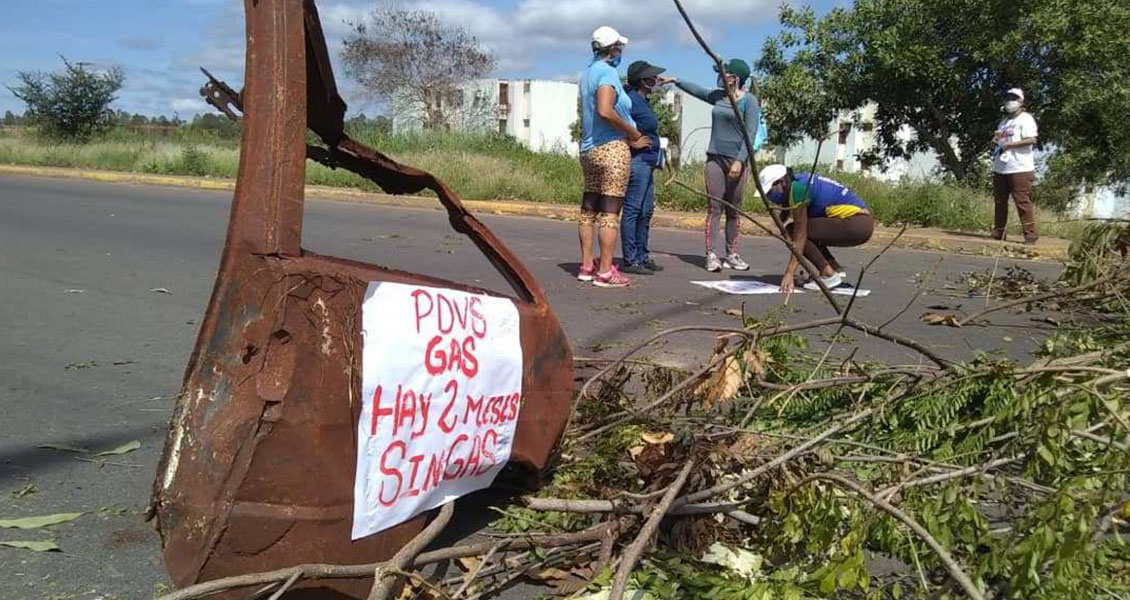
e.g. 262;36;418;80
581;193;624;215
786;214;874;272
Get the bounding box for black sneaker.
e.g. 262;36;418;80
621;263;654;275
642;258;664;272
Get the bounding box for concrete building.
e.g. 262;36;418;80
1073;186;1130;220
777;104;943;181
392;78;579;156
664;92;943;180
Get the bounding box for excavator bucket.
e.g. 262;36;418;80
149;0;573;597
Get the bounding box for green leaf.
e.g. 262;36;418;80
93;440;141;457
820;569;838;594
37;443;90;454
0;540;60;552
0;512;83;529
1036;444;1056;466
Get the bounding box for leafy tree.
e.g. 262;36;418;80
757;0;1130;187
189;112;241;139
341;7;496;130
2;110;15;126
7;57;124;140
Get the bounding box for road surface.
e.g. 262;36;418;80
0;175;1062;599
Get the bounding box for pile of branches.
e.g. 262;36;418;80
155;250;1130;600
151;1;1130;596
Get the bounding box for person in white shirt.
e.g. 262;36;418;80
991;87;1039;243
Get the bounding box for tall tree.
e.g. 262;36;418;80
341;7;496;130
757;0;1130;187
7;57;124;141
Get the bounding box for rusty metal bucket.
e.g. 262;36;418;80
148;1;573;597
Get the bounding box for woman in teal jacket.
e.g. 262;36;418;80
669;58;761;273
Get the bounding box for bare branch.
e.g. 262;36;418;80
609;459;697;600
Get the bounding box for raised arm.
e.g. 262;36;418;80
673;79;716;104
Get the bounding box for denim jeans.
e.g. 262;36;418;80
621;156;656;265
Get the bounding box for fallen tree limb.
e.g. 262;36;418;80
958;276;1117;326
793;473;986;600
154;521;616;600
609;459;697;600
369;501;455;600
678;404;883;505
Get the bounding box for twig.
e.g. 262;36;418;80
451;541;503;598
575;344;739;442
579;326;756;400
666;178;783;239
155;521;616;600
265;570;301;600
958;276;1115;326
678;403;883;505
878;456;1024;501
369;501;455;600
793;473;985;600
609;459;697;600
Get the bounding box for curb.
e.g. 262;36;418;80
0;164;1069;260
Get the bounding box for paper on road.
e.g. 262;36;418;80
691;280;871;297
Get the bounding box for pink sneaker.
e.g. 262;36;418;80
577;262;595;282
593;265;631;288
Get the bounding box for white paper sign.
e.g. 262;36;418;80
352;282;523;539
691;280;871;297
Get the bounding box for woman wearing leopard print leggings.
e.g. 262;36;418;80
576;26;652;288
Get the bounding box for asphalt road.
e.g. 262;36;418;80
0;174;1064;599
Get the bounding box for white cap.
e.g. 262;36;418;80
1006;87;1025;102
758;164;788;193
592;26;628;49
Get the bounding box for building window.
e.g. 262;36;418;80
498;82;509;105
498;119;507;133
523;81;531;94
836;159;845;171
523;118;530;128
838;122;852;145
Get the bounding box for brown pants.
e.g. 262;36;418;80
992;172;1037;240
787;214;875;272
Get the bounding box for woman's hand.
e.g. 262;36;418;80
728;159;743;180
629;135;652;150
779;275;795;294
657;75;676;85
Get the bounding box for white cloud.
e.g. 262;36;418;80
172;97;209;115
321;0;776;74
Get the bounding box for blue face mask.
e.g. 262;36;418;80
606;54;622;68
767;188;785;205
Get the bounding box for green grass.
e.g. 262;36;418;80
0;126;1082;239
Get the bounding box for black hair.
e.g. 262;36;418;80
592;42;619;57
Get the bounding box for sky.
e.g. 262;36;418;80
0;0;842;119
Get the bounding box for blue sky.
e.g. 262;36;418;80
0;0;840;118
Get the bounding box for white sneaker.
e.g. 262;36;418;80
705;252;722;272
803;272;844;291
723;253;750;271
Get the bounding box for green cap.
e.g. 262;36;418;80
715;58;751;81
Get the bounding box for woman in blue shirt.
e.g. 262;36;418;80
619;60;668;275
757;164;875;293
576;26;651;288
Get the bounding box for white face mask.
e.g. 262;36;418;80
1003;100;1022;114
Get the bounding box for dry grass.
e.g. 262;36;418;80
0;129;1085;240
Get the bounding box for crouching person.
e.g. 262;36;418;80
758;165;874;293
